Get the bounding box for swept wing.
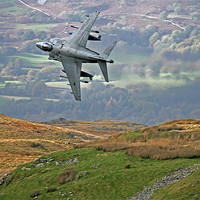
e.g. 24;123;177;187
61;57;82;101
68;11;100;47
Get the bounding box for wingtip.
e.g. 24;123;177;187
75;96;81;101
96;11;100;15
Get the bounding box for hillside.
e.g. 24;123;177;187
0;114;144;179
0;117;200;199
82;119;200;159
18;0;197;31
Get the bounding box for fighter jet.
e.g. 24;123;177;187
36;11;117;101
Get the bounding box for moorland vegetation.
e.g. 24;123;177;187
1;116;200;199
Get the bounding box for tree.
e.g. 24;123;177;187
174;7;183;15
36;31;48;40
172;30;185;43
159;11;168;20
149;32;160;46
21;31;36;41
1;58;24;76
191;12;200;22
20;39;41;53
32;82;47;97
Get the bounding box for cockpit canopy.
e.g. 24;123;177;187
50;38;62;45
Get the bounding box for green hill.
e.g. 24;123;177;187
1;119;200;200
0;148;200;200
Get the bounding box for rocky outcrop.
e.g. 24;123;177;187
129;164;200;200
0;173;11;187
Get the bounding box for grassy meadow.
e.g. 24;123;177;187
0;148;200;200
16;23;58;31
0;0;29;15
12;53;61;68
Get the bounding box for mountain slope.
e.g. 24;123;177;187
0;117;200;199
0;114;69;178
0;148;200;200
0;114;144;178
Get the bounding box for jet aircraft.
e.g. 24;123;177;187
36;11;117;101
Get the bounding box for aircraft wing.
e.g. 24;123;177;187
68;11;100;47
61;57;82;101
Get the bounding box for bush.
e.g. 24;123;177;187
58;168;78;184
46;186;58;193
30;143;43;148
125;163;131;169
30;190;40;198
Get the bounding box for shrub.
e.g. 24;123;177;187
47;186;58;193
58;168;77;184
30;190;40;198
30;143;43;148
87;141;133;152
125;163;131;169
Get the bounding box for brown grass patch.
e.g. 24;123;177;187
30;190;40;198
46;186;58;193
58;168;78;184
79;139;133;152
80;119;200;160
127;145;200;160
126;136;200;160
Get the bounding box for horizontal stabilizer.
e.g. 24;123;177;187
98;60;109;82
81;71;93;80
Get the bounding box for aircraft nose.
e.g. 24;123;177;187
36;42;53;52
36;42;43;49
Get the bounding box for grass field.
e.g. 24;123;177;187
0;95;31;101
112;49;149;64
0;148;199;200
114;74;187;89
0;83;5;88
0;97;6;106
45;81;69;89
0;0;29;15
16;23;58;31
12;52;62;68
4;80;23;84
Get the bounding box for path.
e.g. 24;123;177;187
18;0;51;17
131;13;185;30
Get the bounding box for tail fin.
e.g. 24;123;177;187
98;41;117;82
101;41;117;59
98;60;109;82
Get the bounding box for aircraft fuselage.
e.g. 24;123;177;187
36;41;113;64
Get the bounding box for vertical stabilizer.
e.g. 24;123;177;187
101;41;117;59
98;60;109;82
